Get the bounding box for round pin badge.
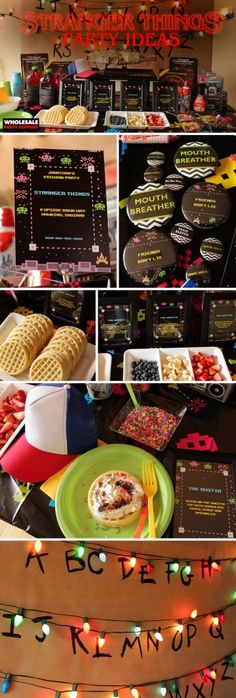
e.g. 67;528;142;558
147;151;165;166
185;263;211;286
144;166;163;183
127;183;175;229
200;237;224;262
174;141;218;179
170;222;194;245
165;173;185;191
123;229;177;286
182;182;231;229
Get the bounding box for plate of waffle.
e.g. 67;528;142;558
37;105;99;130
55;443;174;538
0;313;96;382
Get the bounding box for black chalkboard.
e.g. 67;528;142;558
14;148;110;273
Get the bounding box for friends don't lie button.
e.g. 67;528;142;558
182;182;231;229
123;229;177;285
127;183;175;229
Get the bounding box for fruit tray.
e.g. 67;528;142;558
104;111;170;130
123;346;232;382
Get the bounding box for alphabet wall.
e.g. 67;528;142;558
0;541;235;698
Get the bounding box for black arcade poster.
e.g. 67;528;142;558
14;148;110;273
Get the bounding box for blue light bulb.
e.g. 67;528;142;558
2;675;11;694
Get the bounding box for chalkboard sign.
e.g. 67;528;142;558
59;76;85;108
14;148;110;273
152;82;178;114
147;292;191;346
21;53;49;88
120;81;145;111
173;456;236;538
89;79;115;112
201;292;236;344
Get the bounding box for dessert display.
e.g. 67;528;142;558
88;470;144;527
116;406;182;451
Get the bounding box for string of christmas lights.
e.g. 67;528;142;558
0;650;235;695
0;600;235;636
35;539;236;564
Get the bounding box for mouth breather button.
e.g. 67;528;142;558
123;229;177;286
174;141;218;179
181;182;231;229
127;183;175;229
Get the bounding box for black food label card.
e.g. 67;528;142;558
14;148;110;273
99;303;132;346
208;299;236;342
153;300;185;344
173;458;236;538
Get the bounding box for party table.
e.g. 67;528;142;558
0;383;235;538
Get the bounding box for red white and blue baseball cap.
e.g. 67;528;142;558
1;384;98;483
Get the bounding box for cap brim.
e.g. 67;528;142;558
1;433;76;483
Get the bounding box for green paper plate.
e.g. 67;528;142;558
55;444;174;538
0;111;32;129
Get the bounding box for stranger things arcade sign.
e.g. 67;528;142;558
14;148;110;273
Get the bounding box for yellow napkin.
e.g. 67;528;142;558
40;440;105;500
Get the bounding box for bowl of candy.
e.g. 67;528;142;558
110;392;187;451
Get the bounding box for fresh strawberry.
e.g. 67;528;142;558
8;399;25;409
5;429;14;440
14;390;26;402
13;411;25;421
0;422;14;434
3;413;15;424
214;373;223;381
